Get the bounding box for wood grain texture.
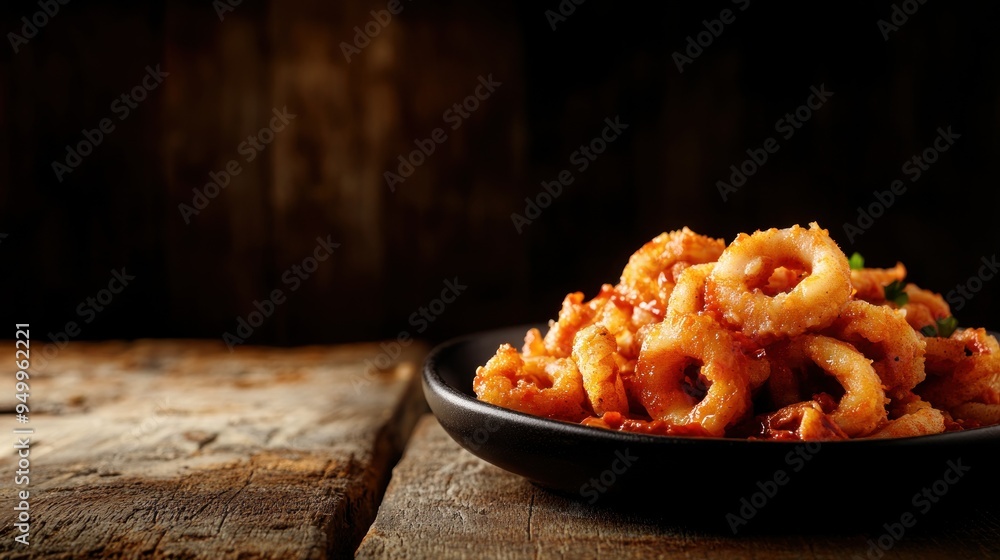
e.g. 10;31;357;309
356;416;1000;560
0;340;427;559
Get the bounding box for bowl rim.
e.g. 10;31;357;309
423;324;1000;448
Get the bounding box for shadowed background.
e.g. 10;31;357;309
2;0;999;347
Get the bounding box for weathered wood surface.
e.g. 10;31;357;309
356;416;1000;559
0;340;426;559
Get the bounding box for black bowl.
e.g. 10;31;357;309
423;324;1000;532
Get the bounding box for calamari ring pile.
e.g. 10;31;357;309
473;223;1000;440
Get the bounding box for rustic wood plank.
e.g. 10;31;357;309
356;416;1000;559
0;340;427;559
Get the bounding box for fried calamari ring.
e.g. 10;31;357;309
867;393;945;438
825;300;926;395
868;407;945;439
540;285;650;360
805;336;887;436
918;329;1000;409
522;327;547;357
541;291;606;358
706;223;852;341
668;263;773;391
594;292;649;359
665;263;714;319
900;284;952;332
922;335;969;375
951;402;1000;426
572;325;630;415
634;314;751;436
617;228;725;317
850;263;906;303
767;335;887;437
473;344;589;421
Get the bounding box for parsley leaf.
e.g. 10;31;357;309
848;252;865;270
918;317;959;338
883;280;909;306
936;316;958;338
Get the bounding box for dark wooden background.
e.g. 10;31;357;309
3;1;999;347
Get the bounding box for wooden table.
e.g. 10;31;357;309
2;341;998;559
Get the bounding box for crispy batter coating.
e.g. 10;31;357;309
706;223;852;342
572;325;629;416
824;300;926;396
616;228;725;317
851;263;907;303
473;344;589;421
474;223;1000;440
635;314;752;436
917;328;1000;409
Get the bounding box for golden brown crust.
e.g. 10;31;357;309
472;223;999;440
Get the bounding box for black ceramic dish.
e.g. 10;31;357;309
423;324;1000;530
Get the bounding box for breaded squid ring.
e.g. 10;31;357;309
617;228;725;317
918;328;1000;409
539;285;650;361
951;402;1000;426
868;393;945;439
541;291;604;358
634;314;751;436
668;266;773;392
825;300;926;395
901;284;952;332
473;344;589;421
850;263;906;303
867;408;945;439
665;263;714;319
706;223;852;341
572;325;630;415
796;335;888;437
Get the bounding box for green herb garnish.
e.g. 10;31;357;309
883;280;909;306
935;316;958;338
919;316;959;338
848;252;865;270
